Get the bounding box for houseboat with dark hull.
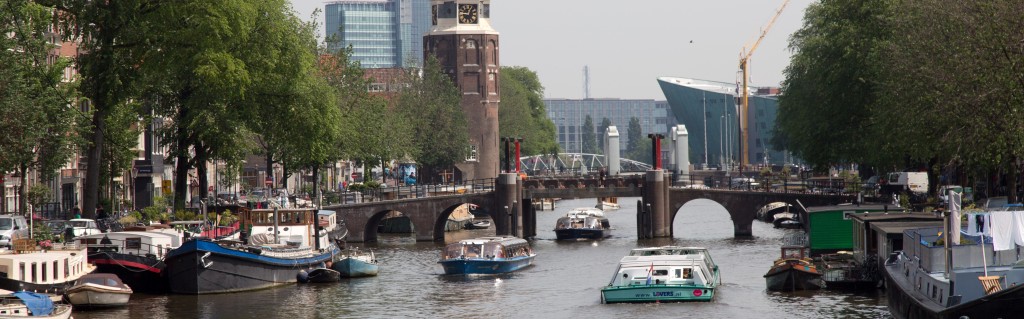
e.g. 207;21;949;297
764;246;823;291
164;208;342;294
77;229;183;293
885;223;1024;319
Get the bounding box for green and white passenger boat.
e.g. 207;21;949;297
601;246;720;303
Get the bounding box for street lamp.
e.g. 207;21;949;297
703;91;708;168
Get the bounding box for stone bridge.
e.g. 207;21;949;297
325;172;853;242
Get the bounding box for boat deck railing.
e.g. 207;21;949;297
81;237;173;260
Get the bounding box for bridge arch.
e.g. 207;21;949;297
666;189;853;237
669;198;735;238
327;193;497;242
431;202;494;242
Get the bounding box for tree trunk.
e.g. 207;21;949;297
381;158;388;184
83;106;107;218
197;147;209;201
282;163;289;190
1010;158;1019;204
265;152;274;189
313;165;320;208
18;164;27;216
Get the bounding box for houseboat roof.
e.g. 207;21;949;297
456;236;527;246
870;221;944;235
848;212;942;222
806;204;898;213
76;230;180;240
619;254;705;266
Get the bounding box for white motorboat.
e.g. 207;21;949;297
0;291;72;318
65;273;132;308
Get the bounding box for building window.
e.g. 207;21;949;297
466;145;478;162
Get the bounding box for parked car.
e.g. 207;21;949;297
0;215;28;248
981;196;1008;210
862;176;880;193
67;219;103;238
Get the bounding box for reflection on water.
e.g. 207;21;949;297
73;198;889;319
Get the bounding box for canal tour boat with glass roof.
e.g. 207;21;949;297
554;207;612;240
601;246;720;303
438;236;535;275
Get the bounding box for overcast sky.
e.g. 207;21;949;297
289;0;812;100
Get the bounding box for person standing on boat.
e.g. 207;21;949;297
96;204;109;220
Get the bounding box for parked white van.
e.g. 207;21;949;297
886;172;928;194
0;215;29;248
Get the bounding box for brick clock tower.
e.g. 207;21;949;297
424;0;500;181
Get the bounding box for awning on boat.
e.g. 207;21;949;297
13;291;54;316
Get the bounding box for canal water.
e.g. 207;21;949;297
75;198;889;319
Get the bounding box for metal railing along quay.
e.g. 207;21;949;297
321;178;496;206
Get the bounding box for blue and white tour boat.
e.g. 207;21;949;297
438;236;535;275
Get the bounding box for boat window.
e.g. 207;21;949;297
683;268;693;279
30;263;36;283
126;238;142;249
64;259;69;277
675;269;682;278
40;263;46;283
19;263;24;281
52;261;57;281
483;242;504;258
0;218;11;230
70;220;88;227
653;269;667;276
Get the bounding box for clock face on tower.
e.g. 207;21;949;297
458;4;478;24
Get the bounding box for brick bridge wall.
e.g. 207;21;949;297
325;176;853;242
323;193;496;243
667;189;853;237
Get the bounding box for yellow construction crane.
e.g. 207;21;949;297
738;0;789;168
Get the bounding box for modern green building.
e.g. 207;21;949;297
657;77;788;168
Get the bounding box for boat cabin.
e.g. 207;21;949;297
805;204;899;256
608;254;713;287
76;230;182;260
317;210;338;232
554;216;605;230
0;247;92;287
780;245;807;260
242;209;330;248
441;236;531;260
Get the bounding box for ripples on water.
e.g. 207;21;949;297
75;198;890;319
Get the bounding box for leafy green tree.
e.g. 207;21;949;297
774;0;893;170
0;1;79;214
397;57;469;183
878;0;1024;199
597;117;612;154
581;115;598;154
46;0;154;217
498;66;558;156
625;117;651;164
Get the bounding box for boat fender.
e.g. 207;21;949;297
247;247;263;255
297;270;309;283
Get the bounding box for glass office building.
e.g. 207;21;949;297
544;99;675;157
657;77;788;168
325;0;431;68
